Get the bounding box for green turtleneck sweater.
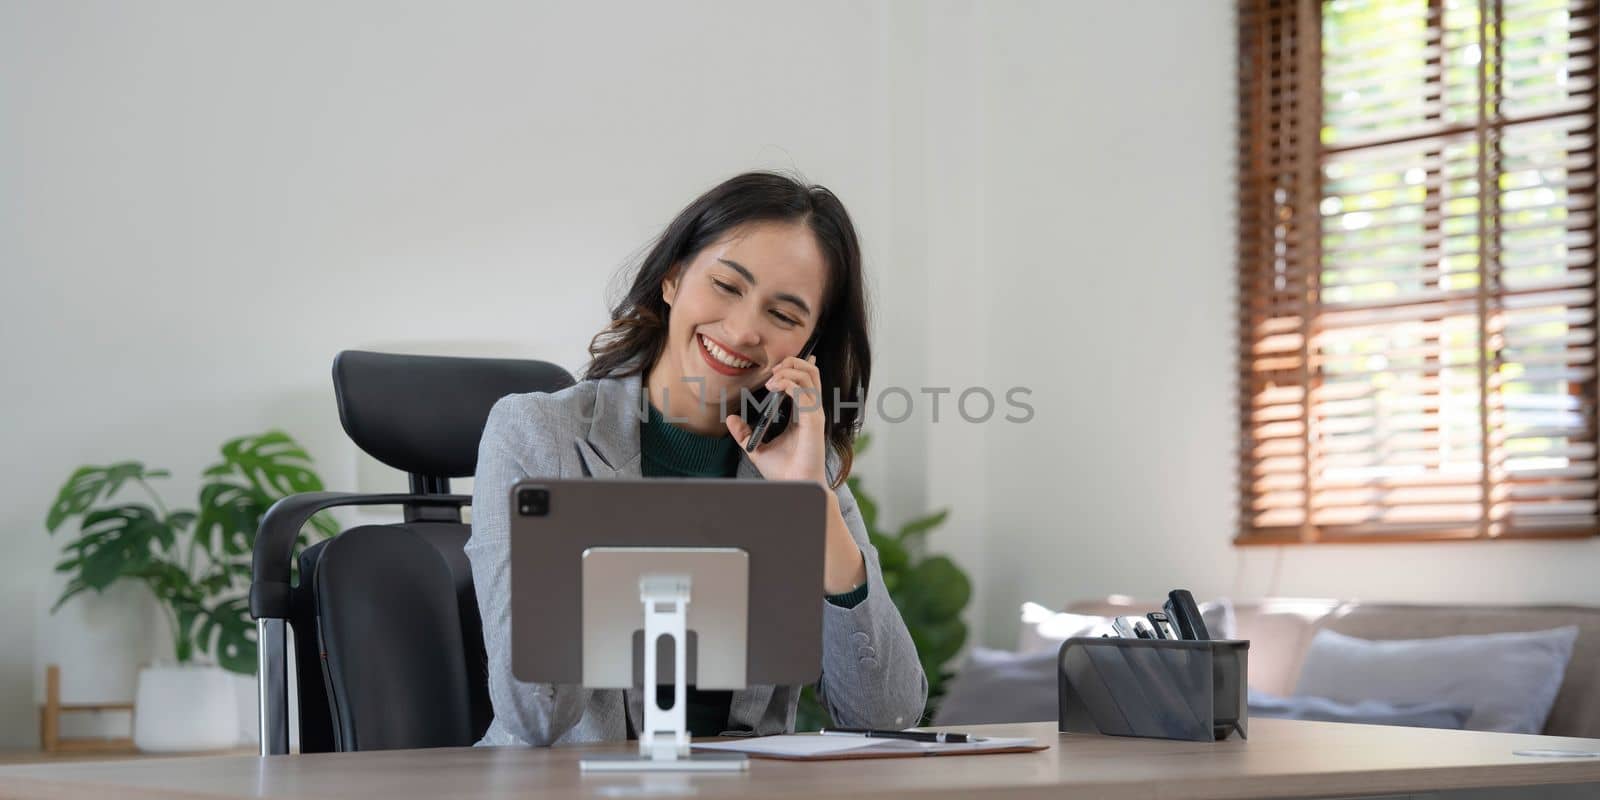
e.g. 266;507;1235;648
640;402;744;478
635;402;868;736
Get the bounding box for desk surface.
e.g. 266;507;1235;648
0;746;254;766
2;720;1599;800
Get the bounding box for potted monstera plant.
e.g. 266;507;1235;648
796;433;971;730
45;431;336;751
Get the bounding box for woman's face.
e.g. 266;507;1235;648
660;220;829;406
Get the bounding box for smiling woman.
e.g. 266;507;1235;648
657;225;827;415
585;171;873;488
464;171;926;748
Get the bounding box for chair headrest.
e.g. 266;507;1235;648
332;350;576;479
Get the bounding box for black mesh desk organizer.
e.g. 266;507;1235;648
1057;637;1249;742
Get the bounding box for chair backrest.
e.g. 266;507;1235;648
333;349;577;498
252;350;574;754
316;524;485;750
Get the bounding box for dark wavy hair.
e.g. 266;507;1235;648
585;171;872;488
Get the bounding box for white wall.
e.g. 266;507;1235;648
0;0;903;749
967;0;1240;646
871;0;993;655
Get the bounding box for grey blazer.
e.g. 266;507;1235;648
465;368;928;747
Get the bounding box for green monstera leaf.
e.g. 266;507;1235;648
870;531;909;574
899;556;971;623
896;510;949;549
130;560;204;608
46;463;168;532
200;431;339;551
854;432;873;453
193;597;257;674
198;560;254;595
206;431;325;497
194;482;271;559
910;616;968;681
53;505;173;601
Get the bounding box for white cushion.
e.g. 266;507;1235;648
1016;604;1112;655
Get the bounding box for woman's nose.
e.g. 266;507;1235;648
725;305;763;348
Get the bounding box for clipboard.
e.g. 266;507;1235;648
691;734;1048;761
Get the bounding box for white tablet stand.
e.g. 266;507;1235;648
578;548;750;773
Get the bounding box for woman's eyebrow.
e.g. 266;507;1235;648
716;258;813;316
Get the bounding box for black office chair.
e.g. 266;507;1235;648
249;350;575;755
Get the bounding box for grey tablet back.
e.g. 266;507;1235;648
508;478;828;687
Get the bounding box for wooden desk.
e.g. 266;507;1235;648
1;720;1598;800
0;747;254;766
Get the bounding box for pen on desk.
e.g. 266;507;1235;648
818;728;978;744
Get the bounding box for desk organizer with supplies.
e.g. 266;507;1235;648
1057;637;1249;742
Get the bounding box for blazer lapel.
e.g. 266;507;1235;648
576;371;644;480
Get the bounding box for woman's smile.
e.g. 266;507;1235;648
696;332;759;377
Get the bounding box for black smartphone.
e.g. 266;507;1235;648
742;328;823;453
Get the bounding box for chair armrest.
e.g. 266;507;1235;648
249;491;470;620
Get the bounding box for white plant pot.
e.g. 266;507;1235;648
233;671;260;747
133;665;239;752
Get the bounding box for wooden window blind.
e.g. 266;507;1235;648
1237;0;1600;543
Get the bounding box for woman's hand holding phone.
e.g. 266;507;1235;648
723;353;828;488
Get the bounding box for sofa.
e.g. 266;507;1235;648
1062;598;1600;738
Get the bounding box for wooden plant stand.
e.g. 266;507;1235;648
38;664;136;754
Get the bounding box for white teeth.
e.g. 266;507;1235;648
700;335;753;369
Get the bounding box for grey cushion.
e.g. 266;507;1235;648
1248;688;1470;729
933;647;1057;726
1294;626;1579;734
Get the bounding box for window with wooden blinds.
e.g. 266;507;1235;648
1237;0;1600;543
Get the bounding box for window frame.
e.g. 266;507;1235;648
1234;0;1600;545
